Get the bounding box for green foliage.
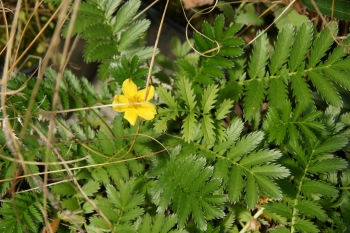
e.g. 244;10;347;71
137;213;187;233
213;120;290;208
2;2;350;233
64;0;154;81
0;193;44;232
263;105;349;232
155;77;234;144
301;0;350;21
263;101;325;144
153;151;226;230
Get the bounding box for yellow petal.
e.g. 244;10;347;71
124;108;139;126
112;95;129;112
122;79;138;99
138;103;157;120
137;85;155;102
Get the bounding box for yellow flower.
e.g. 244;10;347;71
112;79;157;126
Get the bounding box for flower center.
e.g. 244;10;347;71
129;97;143;108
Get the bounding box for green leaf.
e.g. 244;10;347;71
267;78;288;111
308;70;342;107
51;182;76;197
100;82;110;99
171;37;189;58
308;157;348;174
119;19;150;50
138;214;152;233
227;165;243;203
324;68;350;91
289;21;313;71
218;4;235;23
341;112;350;125
269;24;294;75
139;213;178;233
157;86;178;109
219;47;243;57
298;123;317;142
64;3;104;36
202;21;215;40
254;175;282;199
227;131;265;159
301;180;338;197
324;36;350;66
200;197;225;219
82;24;113;39
159;214;178;233
215;99;234;120
214;14;225;40
194;32;210;53
251;164;290;179
182;112;197;142
222;23;243;41
201;84;219;114
132;46;157;62
226;120;244;144
28;205;42;222
202;66;224;78
104;0;123;20
208;57;233;68
301;0;350;21
239;149;282;167
295;199;327;221
220;38;245;47
192;198;207;230
154;155;225;230
81;77;98;98
300;110;322;122
177;60;197;77
308;22;338;68
244;79;266;121
98;60;111;81
245;173;259;209
0;161;15;196
177;77;197;111
154;111;178;133
263;202;293;218
23;212;36;232
64;70;82;94
274;1;310;28
314;136;348;154
248;32;269;79
89;216;110;230
201;178;222;197
84;41;119;62
0;194;43;232
214;120;244;152
262;106;289;144
92;168;110;185
201;115;216;145
293;218;320;233
61;198;80;211
96;130;115;156
113;0;141;34
290;73;313;112
78;180;100;197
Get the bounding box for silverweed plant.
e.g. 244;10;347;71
1;0;350;232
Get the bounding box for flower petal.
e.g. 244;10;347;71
112;95;129;112
122;79;138;99
137;85;155;102
138;103;157;120
124;108;139;126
